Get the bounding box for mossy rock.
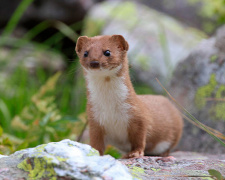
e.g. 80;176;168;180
82;1;205;93
169;25;225;153
0;140;132;179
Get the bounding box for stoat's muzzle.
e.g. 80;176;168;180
89;61;100;69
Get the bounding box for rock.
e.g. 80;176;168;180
169;25;225;153
1;141;225;179
0;139;132;179
120;151;225;179
0;155;8;159
130;0;210;31
0;0;103;28
83;1;205;92
0;42;66;75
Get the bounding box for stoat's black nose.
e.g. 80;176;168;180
90;61;100;68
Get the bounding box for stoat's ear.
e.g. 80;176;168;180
110;35;129;51
75;36;89;53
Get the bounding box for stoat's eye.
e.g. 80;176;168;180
84;51;88;57
104;50;111;57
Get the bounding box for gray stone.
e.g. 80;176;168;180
0;139;132;179
1;141;225;179
120;151;225;180
125;0;209;31
0;0;102;27
0;155;8;159
83;1;205;92
169;25;225;153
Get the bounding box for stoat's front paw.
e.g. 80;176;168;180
122;150;144;159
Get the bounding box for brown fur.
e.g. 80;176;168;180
75;35;183;158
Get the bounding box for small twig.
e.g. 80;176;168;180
77;120;89;142
206;98;225;102
150;175;213;178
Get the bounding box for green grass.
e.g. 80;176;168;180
0;0;86;155
1;0;34;38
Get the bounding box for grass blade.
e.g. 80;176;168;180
0;100;11;130
1;0;34;38
182;114;225;140
50;21;78;42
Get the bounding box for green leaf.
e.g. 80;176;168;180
0;99;11;128
1;0;34;38
2;138;13;147
0;126;3;136
40;113;52;127
16;141;29;151
208;169;224;180
51;21;78;42
104;145;122;159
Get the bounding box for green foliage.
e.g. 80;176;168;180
11;72;81;147
189;0;225;33
0;125;27;155
0;72;87;155
1;0;34;38
0;0;89;155
104;145;122;159
134;83;156;95
208;169;225;180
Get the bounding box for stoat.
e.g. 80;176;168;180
75;35;183;158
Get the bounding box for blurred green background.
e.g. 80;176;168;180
0;0;224;156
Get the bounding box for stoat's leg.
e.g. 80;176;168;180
89;119;105;155
123;119;146;159
159;149;170;157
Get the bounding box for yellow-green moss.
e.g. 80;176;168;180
151;168;161;172
56;156;68;161
195;74;225;121
210;54;218;63
109;2;138;22
83;18;105;37
195;74;217;108
137;55;149;71
128;165;145;180
87;148;100;156
215;85;225;98
211;84;225;120
35;144;47;152
210;103;225;120
17;157;57;180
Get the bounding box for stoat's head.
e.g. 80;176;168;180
75;35;129;74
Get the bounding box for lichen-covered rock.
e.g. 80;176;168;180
121;151;225;180
83;1;205;92
0;139;132;180
169;25;225;153
1;142;225;179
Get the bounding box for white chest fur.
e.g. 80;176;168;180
85;66;131;152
